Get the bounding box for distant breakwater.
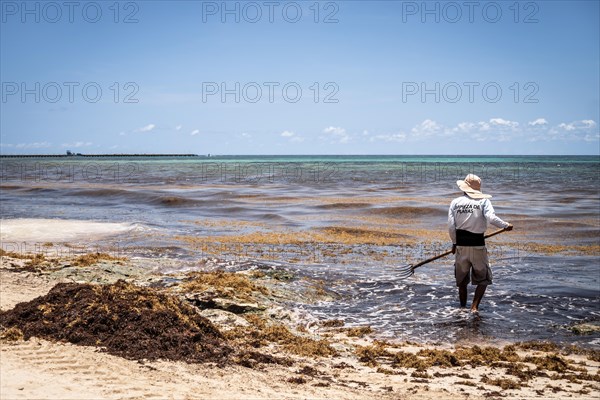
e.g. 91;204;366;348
0;154;199;158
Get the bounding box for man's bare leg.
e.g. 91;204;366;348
459;284;468;308
471;284;487;312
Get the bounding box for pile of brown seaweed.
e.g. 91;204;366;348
0;280;231;364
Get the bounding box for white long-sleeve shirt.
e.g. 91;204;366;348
448;195;509;244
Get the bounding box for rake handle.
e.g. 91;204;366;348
410;227;509;270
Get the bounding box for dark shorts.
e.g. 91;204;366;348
454;246;493;286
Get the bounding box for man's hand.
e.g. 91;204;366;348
452;244;457;254
506;224;513;231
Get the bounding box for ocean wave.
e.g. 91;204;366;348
0;184;28;190
62;187;212;208
151;196;203;207
315;202;372;210
257;213;289;222
67;188;128;197
7;185;58;194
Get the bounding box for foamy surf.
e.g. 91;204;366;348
0;218;135;243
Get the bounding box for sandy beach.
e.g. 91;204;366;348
1;220;599;400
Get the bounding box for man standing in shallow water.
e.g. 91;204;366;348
448;174;513;313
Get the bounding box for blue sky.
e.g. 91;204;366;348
1;0;599;155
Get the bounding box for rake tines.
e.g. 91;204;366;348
396;264;415;280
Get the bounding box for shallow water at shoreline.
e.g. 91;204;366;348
1;156;598;347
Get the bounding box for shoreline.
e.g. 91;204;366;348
1;247;599;399
0;154;199;158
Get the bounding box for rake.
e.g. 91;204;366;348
395;227;510;280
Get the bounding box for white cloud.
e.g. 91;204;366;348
452;121;490;133
528;118;548;126
557;123;576;131
323;126;346;136
190;129;200;136
61;141;92;148
453;122;475;133
137;124;155;133
470;133;487;142
14;142;52;149
378;117;597;145
322;126;350;144
279;131;304;143
371;133;407;142
241;132;251;138
556;120;597;132
582;120;597;128
539;119;600;141
175;125;182;131
478;121;491;131
450;118;518;142
449;119;523;141
490;118;519;129
411;119;443;137
280;130;305;142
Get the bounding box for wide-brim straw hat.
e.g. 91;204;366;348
456;174;492;199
